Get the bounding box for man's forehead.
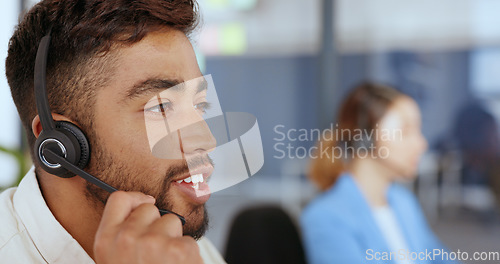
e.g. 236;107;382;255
117;30;193;59
97;30;202;101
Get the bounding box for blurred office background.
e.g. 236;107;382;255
2;0;500;262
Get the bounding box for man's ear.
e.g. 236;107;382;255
32;114;75;138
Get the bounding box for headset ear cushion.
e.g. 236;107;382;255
55;121;90;169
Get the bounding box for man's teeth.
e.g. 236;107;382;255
176;174;204;184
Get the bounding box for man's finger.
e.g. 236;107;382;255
121;203;161;232
147;213;183;238
99;191;156;231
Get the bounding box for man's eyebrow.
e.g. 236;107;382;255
124;78;183;101
123;77;208;102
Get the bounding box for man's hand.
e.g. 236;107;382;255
93;191;203;264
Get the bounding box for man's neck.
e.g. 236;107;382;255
36;169;102;260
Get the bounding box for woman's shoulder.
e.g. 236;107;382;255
302;174;365;222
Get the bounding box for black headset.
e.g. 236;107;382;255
33;29;186;225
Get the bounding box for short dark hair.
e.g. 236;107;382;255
5;0;199;159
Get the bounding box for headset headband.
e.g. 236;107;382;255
34;29;55;132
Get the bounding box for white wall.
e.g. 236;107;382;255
337;0;500;53
0;0;21;187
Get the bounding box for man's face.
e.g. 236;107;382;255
84;29;215;239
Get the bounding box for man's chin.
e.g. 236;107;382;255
182;205;209;240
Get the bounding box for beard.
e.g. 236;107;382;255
83;130;211;240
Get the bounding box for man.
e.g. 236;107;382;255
1;0;226;263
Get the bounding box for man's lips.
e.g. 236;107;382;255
172;164;214;184
170;164;214;204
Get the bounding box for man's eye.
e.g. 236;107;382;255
195;102;211;113
145;102;173;113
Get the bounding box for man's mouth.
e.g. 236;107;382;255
171;164;213;204
176;173;205;190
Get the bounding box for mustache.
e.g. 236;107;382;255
164;154;214;181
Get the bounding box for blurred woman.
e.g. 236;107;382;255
301;83;456;263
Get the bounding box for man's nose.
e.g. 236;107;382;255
178;115;217;155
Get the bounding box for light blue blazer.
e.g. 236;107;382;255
301;174;457;264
